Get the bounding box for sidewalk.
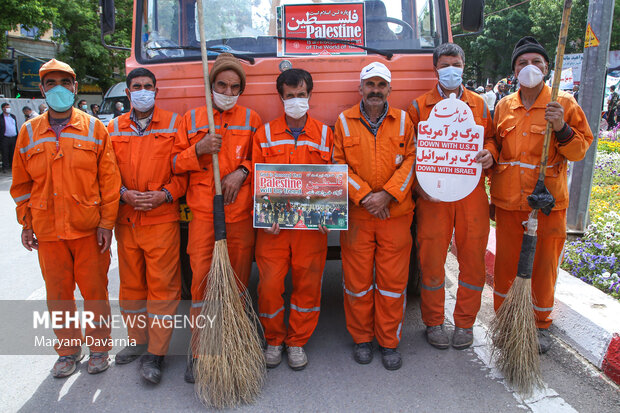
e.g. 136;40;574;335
451;227;620;385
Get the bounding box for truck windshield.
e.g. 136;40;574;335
136;0;445;62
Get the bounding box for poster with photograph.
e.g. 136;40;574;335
277;2;366;57
253;164;348;230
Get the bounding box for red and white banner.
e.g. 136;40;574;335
416;94;484;202
278;3;366;57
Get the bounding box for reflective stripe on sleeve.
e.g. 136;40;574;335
26;122;34;145
411;100;420;119
348;176;361;190
13;193;31;203
400;110;406;136
339;113;350;137
400;164;414;192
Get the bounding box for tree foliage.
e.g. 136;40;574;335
52;0;132;91
449;0;619;85
0;0;56;54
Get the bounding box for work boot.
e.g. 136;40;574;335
115;343;147;365
52;348;84;378
538;328;553;354
426;324;450;349
264;344;283;368
380;347;402;371
353;342;373;364
87;352;110;374
184;357;195;384
452;327;474;350
286;346;308;371
140;353;164;384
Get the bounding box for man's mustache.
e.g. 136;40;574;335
367;93;384;99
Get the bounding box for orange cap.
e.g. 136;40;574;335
39;59;76;81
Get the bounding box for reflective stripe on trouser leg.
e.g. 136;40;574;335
416;198;453;327
494;207;566;329
142;223;181;355
38;234;112;355
453;184;489;329
187;219;253;353
256;230;292;346
341;219;377;344
116;224;148;346
374;213;412;348
285;230;327;346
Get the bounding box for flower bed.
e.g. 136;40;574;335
562;131;620;300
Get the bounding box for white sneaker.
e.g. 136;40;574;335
286;346;308;371
264;344;283;368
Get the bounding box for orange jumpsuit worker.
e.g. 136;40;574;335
171;53;261;383
253;68;333;371
108;68;186;384
10;59;121;378
407;43;495;350
333;62;416;371
486;37;593;353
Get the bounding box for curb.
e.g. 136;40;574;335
451;226;620;385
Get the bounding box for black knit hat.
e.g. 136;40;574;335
511;36;549;70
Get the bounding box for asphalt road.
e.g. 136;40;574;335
0;173;618;412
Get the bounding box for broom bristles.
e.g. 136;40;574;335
490;277;543;396
194;240;266;408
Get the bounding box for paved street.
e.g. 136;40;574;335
0;173;618;412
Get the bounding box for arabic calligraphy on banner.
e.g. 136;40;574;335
415;94;484;202
253;163;349;230
277;3;366;57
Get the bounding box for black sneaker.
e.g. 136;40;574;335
380;347;402;371
538;329;553;354
115;343;147;365
140;353;164;384
184;357;195;383
353;342;373;364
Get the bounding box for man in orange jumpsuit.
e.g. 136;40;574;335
253;69;333;371
333;62;416;370
407;43;495;350
10;59;121;378
171;53;261;383
486;37;593;353
108;68;186;384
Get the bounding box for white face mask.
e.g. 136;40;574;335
283;97;309;119
212;91;238;111
130;89;156;112
517;64;545;88
4;108;11;114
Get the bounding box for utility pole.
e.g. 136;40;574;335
567;0;616;233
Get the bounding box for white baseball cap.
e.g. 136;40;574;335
360;62;391;83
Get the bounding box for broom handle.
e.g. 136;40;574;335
538;0;572;181
196;0;222;196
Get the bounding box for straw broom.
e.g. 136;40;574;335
193;0;265;407
489;0;573;396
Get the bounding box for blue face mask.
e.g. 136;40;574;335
437;66;464;90
44;85;75;112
